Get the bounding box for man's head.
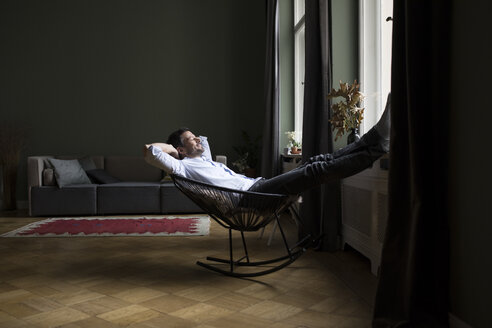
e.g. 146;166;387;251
167;128;204;159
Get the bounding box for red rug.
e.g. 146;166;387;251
1;215;210;237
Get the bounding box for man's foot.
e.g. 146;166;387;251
374;93;391;141
373;93;391;152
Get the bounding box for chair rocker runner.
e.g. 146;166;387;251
171;174;312;277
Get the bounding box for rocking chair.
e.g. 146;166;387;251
171;174;312;277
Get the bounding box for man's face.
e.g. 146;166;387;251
178;131;204;158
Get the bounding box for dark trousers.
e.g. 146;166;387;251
249;127;388;195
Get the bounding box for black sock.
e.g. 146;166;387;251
374;93;391;140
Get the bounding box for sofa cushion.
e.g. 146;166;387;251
160;182;204;214
97;182;161;214
47;158;92;188
30;185;97;216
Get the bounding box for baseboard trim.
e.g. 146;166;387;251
449;313;473;328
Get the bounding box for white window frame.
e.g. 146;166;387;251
359;0;393;134
294;0;305;136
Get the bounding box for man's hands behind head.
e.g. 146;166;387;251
144;143;179;159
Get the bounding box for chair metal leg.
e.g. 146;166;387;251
258;226;266;240
206;250;302;266
229;228;233;273
287;202;323;249
197;248;305;278
240;231;250;263
275;213;292;258
266;202;300;247
288;203;303;227
267;219;278;246
196;219;308;278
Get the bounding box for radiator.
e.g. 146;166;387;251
341;156;389;275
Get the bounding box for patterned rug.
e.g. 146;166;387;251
1;215;210;237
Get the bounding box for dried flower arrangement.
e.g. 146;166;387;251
327;80;365;141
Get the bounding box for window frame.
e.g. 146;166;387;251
359;0;393;134
294;0;305;136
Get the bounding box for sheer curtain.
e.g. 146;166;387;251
300;0;340;250
373;0;451;326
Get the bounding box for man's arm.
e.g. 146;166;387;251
144;143;178;159
143;143;185;176
199;136;212;161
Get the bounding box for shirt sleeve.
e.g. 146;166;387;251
200;136;212;161
144;145;186;176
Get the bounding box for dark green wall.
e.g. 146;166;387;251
332;0;359;149
279;0;294;150
0;0;266;200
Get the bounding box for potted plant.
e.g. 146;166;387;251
327;80;365;144
232;130;261;178
285;131;302;154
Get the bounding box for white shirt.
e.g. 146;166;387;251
145;136;261;191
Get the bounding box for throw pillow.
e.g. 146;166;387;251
43;158;54;169
42;168;56;186
78;157;97;171
47;158;92;188
86;169;121;184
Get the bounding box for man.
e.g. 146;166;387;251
144;97;390;196
144;130;261;191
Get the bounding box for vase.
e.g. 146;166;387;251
290;146;301;154
347;128;360;145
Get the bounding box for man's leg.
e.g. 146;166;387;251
252;134;386;195
251;94;391;195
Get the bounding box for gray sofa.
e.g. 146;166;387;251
27;155;203;217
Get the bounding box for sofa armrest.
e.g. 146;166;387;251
215;155;227;166
27;156;53;188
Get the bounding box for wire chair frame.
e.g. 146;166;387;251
171;174;310;277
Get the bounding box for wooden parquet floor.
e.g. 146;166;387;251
0;211;377;328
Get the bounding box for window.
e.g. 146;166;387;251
294;0;305;135
292;0;392;138
359;0;393;134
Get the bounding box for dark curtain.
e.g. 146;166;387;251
300;0;340;250
260;0;280;179
373;1;450;326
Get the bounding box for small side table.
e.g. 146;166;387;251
281;153;302;173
